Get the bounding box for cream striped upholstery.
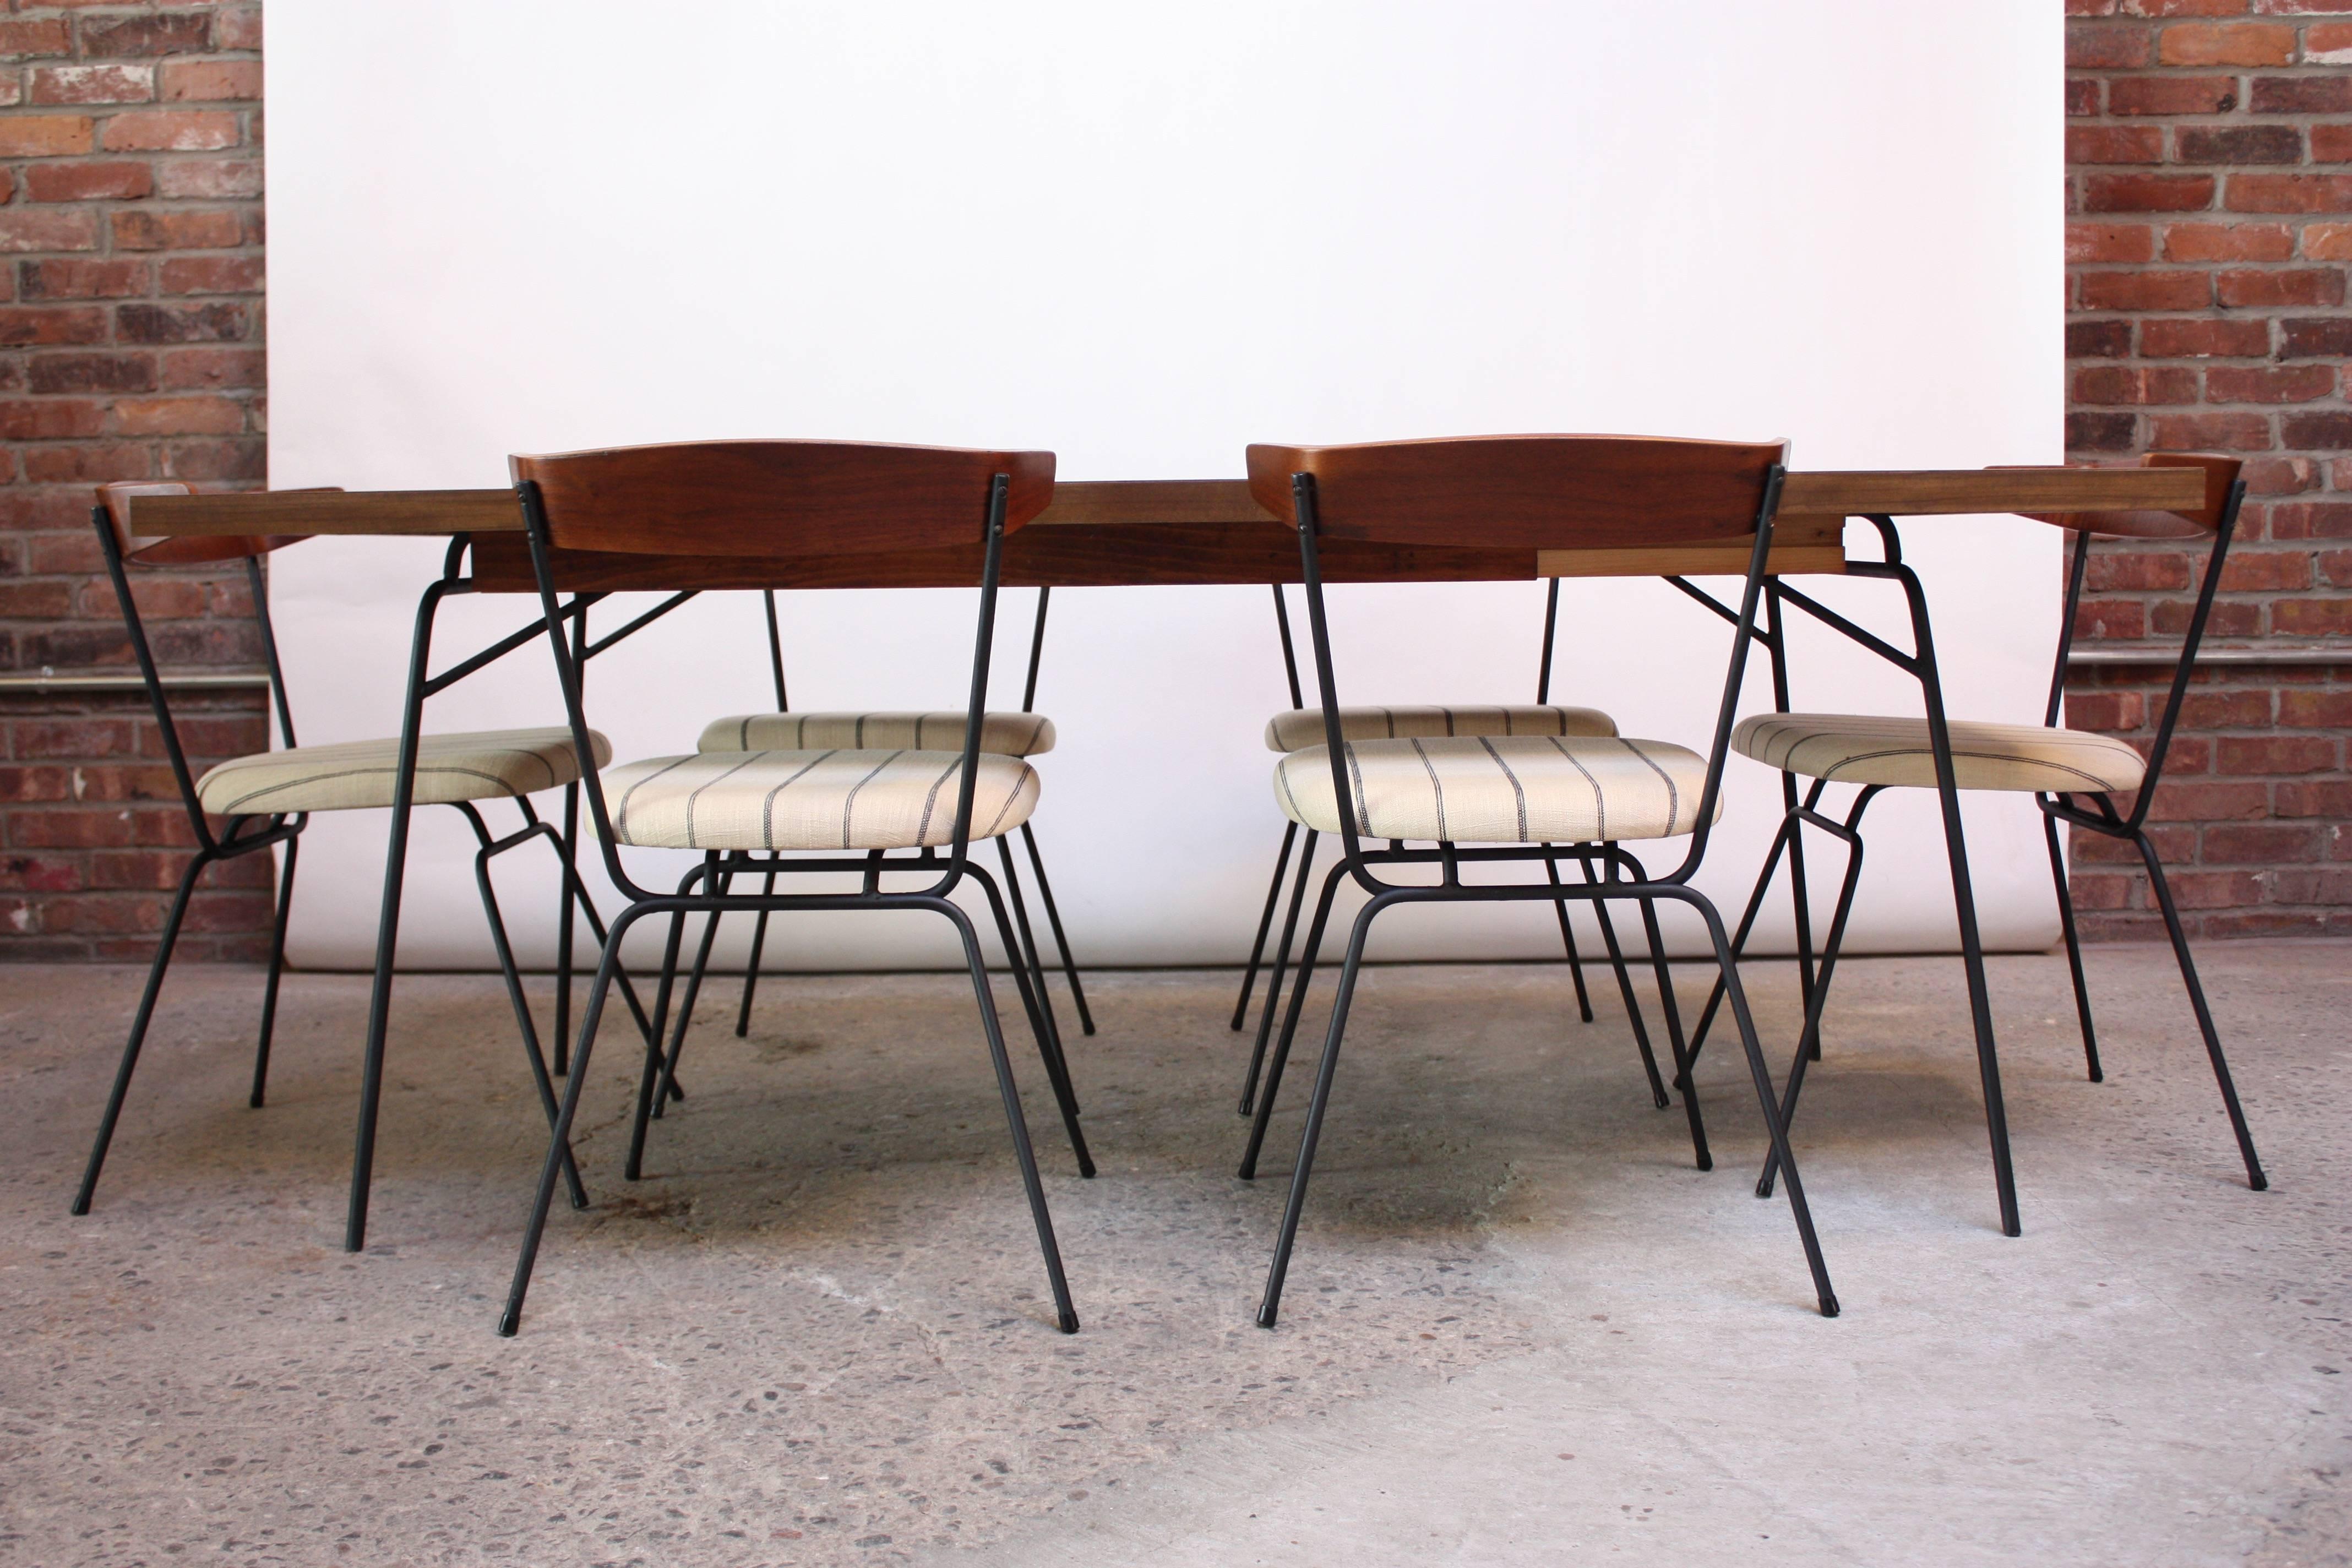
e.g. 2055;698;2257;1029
602;749;1039;851
1273;735;1717;844
1264;704;1616;753
699;710;1056;758
1733;713;2147;794
195;727;610;816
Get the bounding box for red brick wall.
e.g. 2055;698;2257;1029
0;2;270;960
2066;0;2352;940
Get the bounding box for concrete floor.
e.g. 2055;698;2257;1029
0;944;2346;1567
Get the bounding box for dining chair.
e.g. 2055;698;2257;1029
497;439;1091;1338
1693;451;2264;1202
73;481;613;1222
1234;434;1839;1326
1232;582;1662;1119
650;584;1093;1113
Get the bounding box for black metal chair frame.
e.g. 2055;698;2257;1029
1684;491;2266;1211
1229;582;1660;1119
1239;464;1839;1326
656;584;1096;1144
72;509;625;1228
498;470;1092;1338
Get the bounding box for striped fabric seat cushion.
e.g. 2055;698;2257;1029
603;749;1039;851
195;727;610;816
1273;735;1717;844
1264;704;1615;753
1733;713;2147;794
698;711;1056;757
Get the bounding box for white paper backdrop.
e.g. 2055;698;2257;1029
262;0;2060;972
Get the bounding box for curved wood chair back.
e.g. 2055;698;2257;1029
97;480;314;567
1244;434;1785;549
509;439;1056;558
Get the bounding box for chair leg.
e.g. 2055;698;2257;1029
1542;850;1596;1024
1021;823;1095;1037
1239;858;1348;1179
997;837;1071;1086
969;861;1092;1177
1239;827;1319;1117
733;868;777;1038
928;894;1081;1333
2044;812;2102;1082
1756;801;1872;1199
539;820;664;1087
1681;888;1838;1317
2137;835;2266;1191
1784;785;1821;1063
1635;892;1709;1170
1232;823;1299;1031
1686;799;1810;1076
500;908;638;1337
470;815;589;1211
1580;858;1669;1109
554;781;579;1075
649;872;729;1128
72;850;211;1215
626;899;696;1182
249;837;298;1109
1256;894;1390;1327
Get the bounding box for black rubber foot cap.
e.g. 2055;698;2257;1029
1651;1091;1671;1110
1056;1309;1080;1335
69;1199;91;1217
1817;1293;1840;1319
2087;1068;2104;1084
2250;1171;2270;1192
1695;1153;1713;1173
249;1093;266;1109
1076;1157;1097;1180
1255;1304;1281;1330
1755;1178;1777;1200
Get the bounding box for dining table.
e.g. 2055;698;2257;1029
131;462;2209;1250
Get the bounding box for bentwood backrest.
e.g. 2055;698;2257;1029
97;480;311;567
2032;453;2245;801
91;482;308;844
509;440;1057;558
1245;435;1785;551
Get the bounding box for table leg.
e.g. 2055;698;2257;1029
1893;542;2021;1238
346;578;444;1252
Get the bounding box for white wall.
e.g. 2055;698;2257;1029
263;0;2061;971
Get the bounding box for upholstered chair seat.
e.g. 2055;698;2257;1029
1732;713;2146;795
1262;703;1614;753
195;727;611;816
699;710;1056;758
602;748;1039;851
1272;734;1716;845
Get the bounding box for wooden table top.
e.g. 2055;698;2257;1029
128;468;2208;590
